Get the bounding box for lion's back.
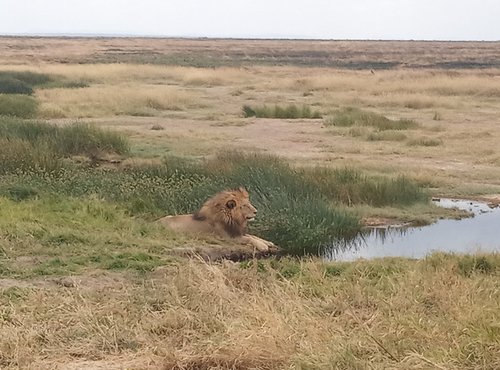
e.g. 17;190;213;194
157;214;217;235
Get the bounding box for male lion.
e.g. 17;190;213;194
157;187;276;252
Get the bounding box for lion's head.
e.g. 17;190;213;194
193;187;257;237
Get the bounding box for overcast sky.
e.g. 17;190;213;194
1;0;499;41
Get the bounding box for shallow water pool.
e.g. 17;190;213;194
328;199;500;261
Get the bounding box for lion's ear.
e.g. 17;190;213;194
226;199;237;209
238;187;249;197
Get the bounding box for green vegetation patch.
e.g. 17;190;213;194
1;148;429;256
307;167;427;207
325;107;419;130
0;95;38;118
243;104;321;119
408;137;442;147
0;76;33;95
0;71;54;87
0;118;429;256
0;70;88;91
0;118;129;174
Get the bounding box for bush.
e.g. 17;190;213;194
0;95;38;118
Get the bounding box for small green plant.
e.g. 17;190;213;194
242;105;256;117
457;255;496;277
0;95;38;118
325;107;418;130
243;104;321;119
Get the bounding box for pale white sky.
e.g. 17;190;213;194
1;0;499;41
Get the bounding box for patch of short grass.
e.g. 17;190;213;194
243;104;321;119
325;107;419;130
0;196;174;277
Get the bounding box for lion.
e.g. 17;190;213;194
157;187;276;252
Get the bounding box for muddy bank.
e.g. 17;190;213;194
170;244;282;262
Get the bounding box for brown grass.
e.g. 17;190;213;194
1;38;500;369
1;257;498;369
36;85;196;118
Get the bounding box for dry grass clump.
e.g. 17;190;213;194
36;85;195;118
0;255;498;369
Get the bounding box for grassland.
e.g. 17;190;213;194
0;37;499;369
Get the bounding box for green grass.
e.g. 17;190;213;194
325;107;419;130
306;167;428;207
0;70;88;90
0;196;174;277
0;95;38;118
0;151;429;256
0;118;129;169
243;104;322;119
0;71;54;87
0;118;430;256
0;76;33;95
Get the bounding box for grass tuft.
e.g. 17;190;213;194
408;137;442;147
243;104;321;119
325;107;418;130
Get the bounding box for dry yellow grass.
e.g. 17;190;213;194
1;38;500;370
36;84;196;118
19;61;495;196
1;257;498;369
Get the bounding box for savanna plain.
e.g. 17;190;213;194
0;37;499;369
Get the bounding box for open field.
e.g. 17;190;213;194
0;37;499;369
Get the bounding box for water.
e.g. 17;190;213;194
328;199;500;261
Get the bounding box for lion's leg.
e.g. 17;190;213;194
245;234;276;248
235;235;269;252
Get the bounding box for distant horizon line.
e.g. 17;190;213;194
1;32;499;43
